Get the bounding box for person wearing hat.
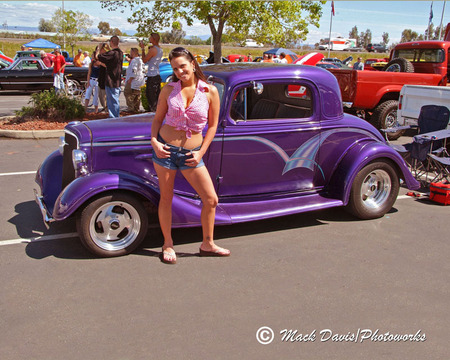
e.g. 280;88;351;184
73;48;84;67
53;47;66;94
82;50;91;68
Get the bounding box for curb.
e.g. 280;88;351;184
0;116;64;139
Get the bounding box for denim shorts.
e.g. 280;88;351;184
152;134;205;170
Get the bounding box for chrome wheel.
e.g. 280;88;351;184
346;161;399;219
89;201;141;251
359;169;391;210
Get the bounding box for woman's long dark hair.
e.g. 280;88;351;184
169;47;207;82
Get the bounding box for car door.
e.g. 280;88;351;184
216;79;323;199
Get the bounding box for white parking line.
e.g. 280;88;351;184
0;171;36;177
0;233;78;247
0;193;422;247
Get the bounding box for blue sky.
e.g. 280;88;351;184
0;1;447;44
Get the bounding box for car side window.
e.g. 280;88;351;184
230;82;313;121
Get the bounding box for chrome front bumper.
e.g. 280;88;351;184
33;188;55;229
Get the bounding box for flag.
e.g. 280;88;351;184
429;2;433;22
331;1;335;16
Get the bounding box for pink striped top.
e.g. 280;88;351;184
165;79;210;138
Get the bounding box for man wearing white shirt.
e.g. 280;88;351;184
82;51;91;68
124;48;145;113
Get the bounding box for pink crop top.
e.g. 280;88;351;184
165;79;210;138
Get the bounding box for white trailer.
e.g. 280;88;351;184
397;85;450;127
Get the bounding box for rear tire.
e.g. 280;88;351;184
346;161;399;219
371;100;405;140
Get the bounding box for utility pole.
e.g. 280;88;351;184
62;0;66;49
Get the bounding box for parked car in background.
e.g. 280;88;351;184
0;56;88;92
315;62;339;69
397;84;450;127
34;63;419;257
366;43;388;53
243;39;263;47
364;58;389;71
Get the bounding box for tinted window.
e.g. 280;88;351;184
393;48;445;63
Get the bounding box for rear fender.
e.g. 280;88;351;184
53;171;159;221
328;141;420;204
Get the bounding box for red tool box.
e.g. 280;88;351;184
429;181;450;205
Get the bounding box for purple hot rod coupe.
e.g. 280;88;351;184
34;63;419;257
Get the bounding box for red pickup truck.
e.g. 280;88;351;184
328;23;450;140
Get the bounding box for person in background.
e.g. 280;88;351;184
124;47;145;113
353;57;364;70
279;52;288;64
263;53;274;63
20;45;26;51
82;51;91;68
97;35;123;118
73;48;84;67
248;53;253;62
84;48;100;113
52;47;66;94
96;42;110;113
40;50;53;67
140;32;163;112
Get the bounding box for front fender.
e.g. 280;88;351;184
53;171;159;221
328;141;420;204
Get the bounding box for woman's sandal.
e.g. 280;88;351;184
161;248;177;264
199;246;231;257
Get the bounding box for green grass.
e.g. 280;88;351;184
1;37;388;63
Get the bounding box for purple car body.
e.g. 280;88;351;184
35;63;419;257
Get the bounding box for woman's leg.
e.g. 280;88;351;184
182;166;229;254
153;162;177;258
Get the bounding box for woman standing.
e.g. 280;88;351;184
84;48;100;113
151;47;230;264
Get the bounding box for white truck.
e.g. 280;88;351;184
397;85;450;128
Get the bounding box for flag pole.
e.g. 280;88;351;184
327;1;334;58
427;1;433;40
439;0;446;39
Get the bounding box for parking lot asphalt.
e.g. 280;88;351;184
1;136;449;359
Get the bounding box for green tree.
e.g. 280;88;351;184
51;8;93;48
38;18;55;32
349;25;359;45
110;28;123;36
400;29;419;42
101;1;324;63
98;21;111;35
161;21;186;44
382;32;389;46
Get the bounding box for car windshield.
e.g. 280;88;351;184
208;78;225;105
393;48;445;63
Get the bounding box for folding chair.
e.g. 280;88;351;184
386;105;450;183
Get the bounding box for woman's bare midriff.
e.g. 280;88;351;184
159;124;202;149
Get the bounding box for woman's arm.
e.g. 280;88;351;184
150;84;172;158
199;85;220;157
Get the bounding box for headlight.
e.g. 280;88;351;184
58;136;67;155
72;149;89;176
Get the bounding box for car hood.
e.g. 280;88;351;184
73;113;155;145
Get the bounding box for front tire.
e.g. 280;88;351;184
76;192;149;257
346;161;399;219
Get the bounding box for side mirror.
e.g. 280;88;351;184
251;81;264;95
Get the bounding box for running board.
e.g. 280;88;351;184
218;193;343;224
